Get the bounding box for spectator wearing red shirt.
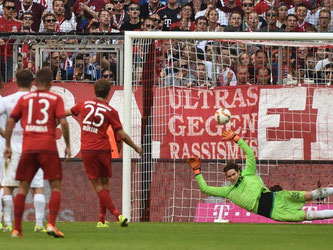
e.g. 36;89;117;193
0;0;21;82
294;3;312;32
170;3;195;31
14;0;45;32
5;68;71;238
67;79;142;228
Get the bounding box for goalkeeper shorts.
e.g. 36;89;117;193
270;190;306;222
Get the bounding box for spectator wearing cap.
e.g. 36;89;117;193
294;3;313;32
287;0;314;25
195;0;228;26
276;2;288;28
73;0;104;32
169;3;195;31
156;0;181;31
140;0;165;19
14;0;45;32
260;7;284;32
122;2;142;30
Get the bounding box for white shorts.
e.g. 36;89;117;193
1;152;44;188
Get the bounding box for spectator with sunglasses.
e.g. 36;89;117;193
140;0;165;20
260;7;284;32
110;0;129;30
149;13;164;30
141;17;156;30
242;0;266;31
21;11;33;32
73;0;104;32
121;2;142;31
42;12;57;32
0;0;21;82
14;0;45;32
101;69;116;84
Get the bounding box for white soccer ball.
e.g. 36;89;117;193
214;108;231;125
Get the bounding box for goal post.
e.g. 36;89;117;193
123;31;333;223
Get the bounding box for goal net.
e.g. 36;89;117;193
123;32;333;223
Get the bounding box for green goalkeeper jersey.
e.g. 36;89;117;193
195;138;270;214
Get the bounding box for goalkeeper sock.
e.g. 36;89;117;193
34;194;45;227
14;193;26;233
97;189;120;220
48;191;61;226
311;188;333;200
3;195;13;227
306;210;333;220
99;199;106;223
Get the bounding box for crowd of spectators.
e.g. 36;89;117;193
0;0;332;85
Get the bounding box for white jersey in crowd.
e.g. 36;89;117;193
0;91;29;153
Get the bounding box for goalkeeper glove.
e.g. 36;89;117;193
222;130;240;142
187;156;201;175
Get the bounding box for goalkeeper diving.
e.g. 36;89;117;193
188;130;333;222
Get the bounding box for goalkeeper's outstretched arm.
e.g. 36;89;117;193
222;130;256;176
187;156;228;197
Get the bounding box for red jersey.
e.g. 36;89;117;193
71;99;123;152
0;17;22;57
10;90;66;153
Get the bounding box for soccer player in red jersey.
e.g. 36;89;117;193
4;68;71;238
66;79;142;227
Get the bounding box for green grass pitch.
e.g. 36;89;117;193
0;222;332;250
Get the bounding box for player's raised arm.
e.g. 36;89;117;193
117;129;143;156
222;130;256;176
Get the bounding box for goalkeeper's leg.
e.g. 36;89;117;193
305;188;333;201
305;210;333;220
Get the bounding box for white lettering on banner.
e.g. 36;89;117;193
187;117;204;136
311;88;333;160
169;139;258;159
213;204;230;223
169;87;258;110
50;86;81;158
258;87;306;160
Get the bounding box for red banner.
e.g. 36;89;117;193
3;83;333;161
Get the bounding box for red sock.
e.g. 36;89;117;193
97;189;120;220
48;191;61;226
99;199;106;223
14;193;26;233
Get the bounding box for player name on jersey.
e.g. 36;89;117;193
25;124;48;132
83;125;98;134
